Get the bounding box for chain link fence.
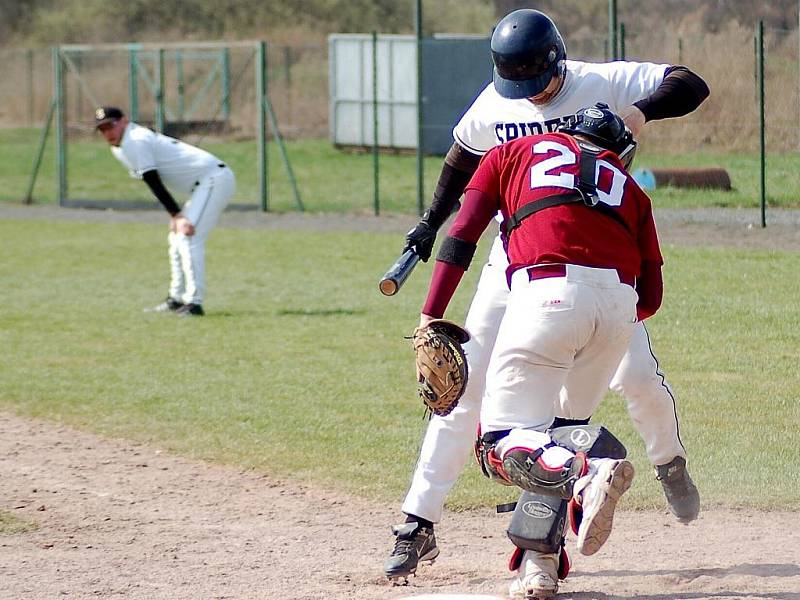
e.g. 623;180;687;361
1;23;798;211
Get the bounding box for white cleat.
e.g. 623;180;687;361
575;459;635;556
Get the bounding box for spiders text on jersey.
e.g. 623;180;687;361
494;116;572;145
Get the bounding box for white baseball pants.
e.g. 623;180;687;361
168;166;235;305
401;236;687;523
482;264;637;432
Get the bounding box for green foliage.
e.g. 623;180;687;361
3;0;795;45
1;218;798;511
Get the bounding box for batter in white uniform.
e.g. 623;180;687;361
96;107;235;316
384;8;709;583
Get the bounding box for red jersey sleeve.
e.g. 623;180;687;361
633;188;663;320
636;260;663;320
636;190;663;265
421;186;499;318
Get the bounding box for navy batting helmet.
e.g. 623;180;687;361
491;9;566;100
558;103;637;168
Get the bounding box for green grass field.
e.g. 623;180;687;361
1;217;798;513
2;126;799;211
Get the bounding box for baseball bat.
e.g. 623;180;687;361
379;249;421;296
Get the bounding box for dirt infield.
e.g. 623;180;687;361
2;413;799;600
2;204;800;599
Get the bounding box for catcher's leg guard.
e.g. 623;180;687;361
505;489;572;599
548;424;627;459
502;449;588;499
475;429;514;485
507;490;569;554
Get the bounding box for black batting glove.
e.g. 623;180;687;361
404;220;437;262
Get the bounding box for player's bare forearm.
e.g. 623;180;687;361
419;313;435;328
618;105;646;138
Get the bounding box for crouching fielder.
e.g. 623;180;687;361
417;105;664;599
95;106;235;317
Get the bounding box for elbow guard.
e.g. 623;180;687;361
436;236;477;270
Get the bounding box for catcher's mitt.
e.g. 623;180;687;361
412;319;470;417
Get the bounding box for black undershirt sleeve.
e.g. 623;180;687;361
633;66;710;122
142;169;181;216
423;143;483;230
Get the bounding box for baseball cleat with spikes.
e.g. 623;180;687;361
656;456;700;523
574;459;635;556
383;522;439;581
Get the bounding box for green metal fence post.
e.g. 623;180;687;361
757;21;766;228
27;49;35;125
372;31;380;216
74;53;83;122
156;48;166;132
221;47;231;121
678;37;683;64
176;50;185;120
129;46;139;121
24;99;56;204
619;22;626;60
53;47;67;206
415;0;424;216
266;99;304;211
608;0;618;60
284;46;292;130
257;41;268;211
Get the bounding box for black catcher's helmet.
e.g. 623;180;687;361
558;103;637;168
491;9;567;100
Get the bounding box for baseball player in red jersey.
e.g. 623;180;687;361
385;9;708;582
420;104;662;598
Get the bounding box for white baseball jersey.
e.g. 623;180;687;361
453;60;669;155
111;123;222;195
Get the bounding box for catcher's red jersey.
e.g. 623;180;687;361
466;132;662;282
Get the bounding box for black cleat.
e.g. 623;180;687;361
383;522;439;581
176;303;205;317
144;297;183;313
656;456;700;523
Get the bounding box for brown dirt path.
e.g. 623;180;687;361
2;413;799;600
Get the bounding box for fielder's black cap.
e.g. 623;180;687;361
94;106;124;128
